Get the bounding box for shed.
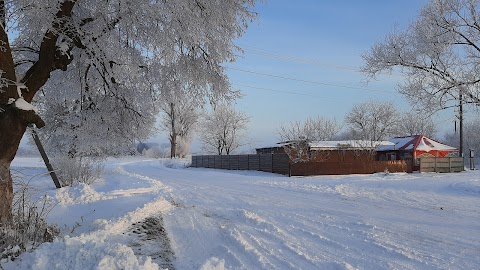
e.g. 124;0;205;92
376;135;459;171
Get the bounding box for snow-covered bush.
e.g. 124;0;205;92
52;157;104;187
1;174;59;261
143;145;171;159
161;158;191;169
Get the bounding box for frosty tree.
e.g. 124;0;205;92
159;77;201;158
362;0;480;155
277;116;340;162
444;119;480;154
394;112;437;138
362;0;480;108
345;100;398;142
278;116;340;142
0;0;257;224
199;105;250;155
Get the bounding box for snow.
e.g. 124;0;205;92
57;42;70;58
377;135;458;152
3;156;479;270
309;140;394;150
376;136;416;151
416;137;457;151
14;97;38;113
260;140;395;150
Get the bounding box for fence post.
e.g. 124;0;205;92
271;153;274;173
449;157;452;173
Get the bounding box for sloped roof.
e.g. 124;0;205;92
309;140;394;150
376;135;458;152
257;140;395;151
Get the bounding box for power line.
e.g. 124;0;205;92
435;115;456;126
228;67;398;94
237;43;404;77
243;48;360;72
232;83;335;99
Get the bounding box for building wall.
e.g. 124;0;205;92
290;160;411;176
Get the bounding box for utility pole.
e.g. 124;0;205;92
459;91;464;157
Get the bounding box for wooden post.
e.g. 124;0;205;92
30;128;61;188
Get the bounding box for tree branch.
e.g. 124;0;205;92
21;0;78;102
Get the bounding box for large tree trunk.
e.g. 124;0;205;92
0;8;25;225
169;102;177;159
0;79;29;226
170;134;177;159
0;161;13;225
0;0;76;224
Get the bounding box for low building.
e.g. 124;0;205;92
256;140;408;175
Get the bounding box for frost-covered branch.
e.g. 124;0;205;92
362;0;480;112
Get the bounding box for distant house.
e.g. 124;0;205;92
376;135;459;171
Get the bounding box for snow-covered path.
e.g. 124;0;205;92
122;160;480;270
3;157;479;270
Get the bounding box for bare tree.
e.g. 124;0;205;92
199;105;249;155
345;100;398;141
394;111;437;138
277;116;340;162
0;0;257;224
444;118;480;153
159;87;201;158
278;116;340;142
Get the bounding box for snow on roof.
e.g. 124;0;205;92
376;136;417;151
416;136;457;151
376;135;458;152
309;140;394;150
257;140;395;150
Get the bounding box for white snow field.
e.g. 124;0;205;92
2;157;479;270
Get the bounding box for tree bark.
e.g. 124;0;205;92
0;5;22;225
0;0;77;224
169;103;177;158
0;159;13;225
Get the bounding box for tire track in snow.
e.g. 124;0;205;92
109;162;173;197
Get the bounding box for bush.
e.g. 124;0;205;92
1;173;59;261
143;145;171;159
52;156;104;187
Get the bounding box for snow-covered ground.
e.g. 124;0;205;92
2;157;479;270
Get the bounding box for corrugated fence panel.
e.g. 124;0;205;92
191;156;197;167
238;155;249;170
207;155;215;168
214;155;222;169
259;154;273;172
190;154;290;175
198;156;207;168
248;155;260;171
221;156;230;170
229;155;239;170
272;154;290;175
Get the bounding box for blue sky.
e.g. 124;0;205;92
221;0;459;149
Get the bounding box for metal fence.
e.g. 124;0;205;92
420;157;464;173
191;154;290;175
